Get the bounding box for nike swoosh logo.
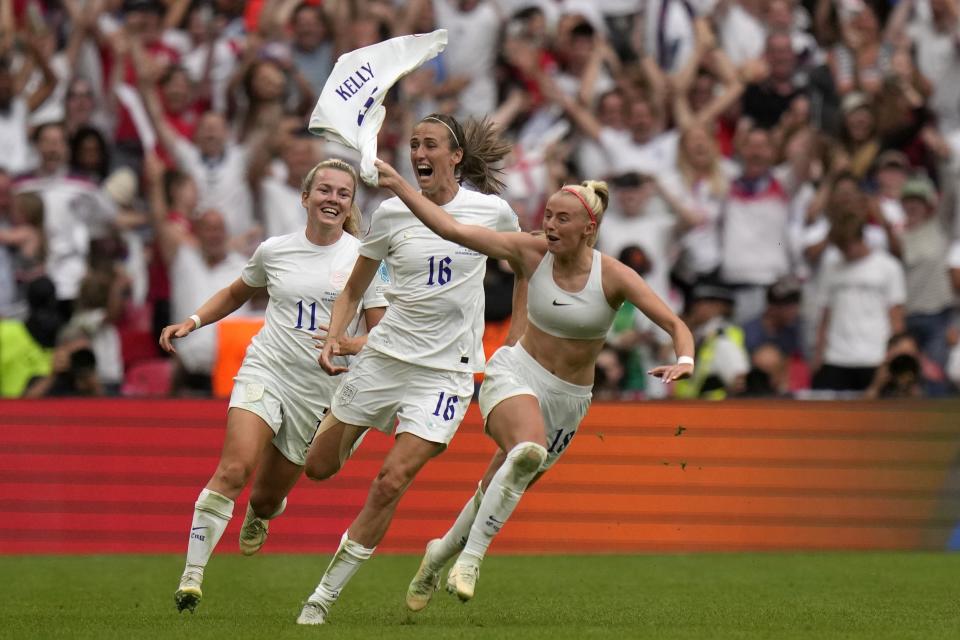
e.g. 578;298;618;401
191;526;207;531
552;300;572;306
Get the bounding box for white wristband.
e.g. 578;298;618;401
677;356;694;367
189;314;202;330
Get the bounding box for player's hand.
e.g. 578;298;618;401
374;158;403;193
158;319;196;353
313;326;360;357
318;336;349;375
647;362;693;383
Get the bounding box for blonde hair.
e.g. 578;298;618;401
676;125;728;199
420;113;511;195
561;180;610;247
301;159;363;237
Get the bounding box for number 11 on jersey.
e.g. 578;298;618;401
295;300;318;331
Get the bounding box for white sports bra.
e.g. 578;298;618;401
526;250;620;340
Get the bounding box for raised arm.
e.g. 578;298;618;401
375;159;541;264
604;255;694;382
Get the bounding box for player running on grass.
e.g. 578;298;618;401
161;159;387;613
295;113;525;625
371;159;695;608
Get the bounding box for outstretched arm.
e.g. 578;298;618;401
159;278;260;353
375;159;539;263
604;256;694;382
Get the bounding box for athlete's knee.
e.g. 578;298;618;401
214;459;253;491
304;455;341;481
369;464;412;505
506;442;547;481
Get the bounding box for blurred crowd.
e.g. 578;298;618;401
2;0;960;400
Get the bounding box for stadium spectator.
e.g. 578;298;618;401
743;276;804;358
719;127;795;324
658;124;735;294
14;122;117;318
596;172;679;304
369;160;693;609
140;81;262;240
812;210;906;392
144;153;250;395
248;123;322;239
740;31;807;130
0;31;57;174
738;342;790;398
899;177;954;369
0;192;45;318
58;269;130;394
0;276;58;397
675;282;749;399
163;158;386;614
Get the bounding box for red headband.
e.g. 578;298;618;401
561;187;596;224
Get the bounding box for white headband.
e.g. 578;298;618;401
422;116;460;147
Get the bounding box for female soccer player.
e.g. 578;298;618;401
295;114;523;625
160;159;388;613
370;160;695;609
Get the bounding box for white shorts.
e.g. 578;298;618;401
478;343;592;470
228;376;328;466
330;348;474;446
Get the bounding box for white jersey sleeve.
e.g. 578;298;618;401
241;243;268;288
359;205;393;261
362;260;390;309
496;197;521;232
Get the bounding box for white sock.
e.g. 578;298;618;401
429;483;484;571
184;488;234;577
308;531;375;607
461;442;546;564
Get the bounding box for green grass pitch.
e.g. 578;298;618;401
2;553;959;639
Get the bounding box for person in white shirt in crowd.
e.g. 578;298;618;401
160;158;387;614
139;75;266;241
431;0;505;118
719;127;796;324
658;124;736;295
58;268;130;394
14;122;117;318
556;85;679;178
888;0;960;133
161;0;239;114
812;209;907;392
295;113;524;625
248;124;322;239
596;172;679;305
898;177;955;369
0;33;57;175
369;160;693;608
144;153;250;396
873;150;910;236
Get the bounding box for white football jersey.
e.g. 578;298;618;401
359;187;519;373
239;231;389;405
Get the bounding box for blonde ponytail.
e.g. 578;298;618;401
562;180;610;246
